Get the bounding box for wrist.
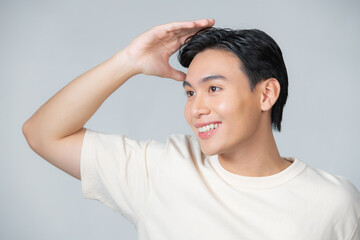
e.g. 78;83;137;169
111;50;141;78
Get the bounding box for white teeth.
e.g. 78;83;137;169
197;123;221;133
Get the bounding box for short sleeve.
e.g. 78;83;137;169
80;128;165;224
335;175;360;240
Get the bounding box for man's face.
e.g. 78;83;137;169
183;49;263;156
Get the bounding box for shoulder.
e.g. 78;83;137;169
305;165;359;197
301;162;360;216
297;162;360;237
166;134;198;145
164;134;202;157
150;134;205;181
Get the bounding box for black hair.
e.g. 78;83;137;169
178;27;288;132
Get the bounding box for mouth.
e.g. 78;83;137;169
195;122;222;140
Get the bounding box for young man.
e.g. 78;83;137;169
23;19;359;239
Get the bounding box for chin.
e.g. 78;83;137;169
199;144;221;156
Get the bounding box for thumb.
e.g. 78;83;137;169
168;68;186;81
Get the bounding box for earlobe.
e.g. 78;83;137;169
260;78;280;111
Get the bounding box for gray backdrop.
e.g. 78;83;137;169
1;0;359;239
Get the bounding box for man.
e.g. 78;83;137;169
23;19;359;239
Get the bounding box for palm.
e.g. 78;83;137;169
123;19;215;81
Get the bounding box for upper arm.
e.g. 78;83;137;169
23;125;87;180
52;128;87;180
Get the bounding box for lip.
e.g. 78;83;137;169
194;121;222;128
194;121;222;140
197;124;221;140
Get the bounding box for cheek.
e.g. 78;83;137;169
216;97;254;130
184;103;191;124
215;96;243;119
235;98;261;131
216;102;232;116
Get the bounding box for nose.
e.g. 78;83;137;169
191;94;210;118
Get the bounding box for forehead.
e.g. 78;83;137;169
188;48;241;72
184;49;248;87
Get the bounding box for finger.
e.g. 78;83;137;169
191;18;215;28
168;68;186;82
175;26;212;46
162;18;215;33
172;25;210;37
172;19;215;40
154;19;215;43
161;21;195;33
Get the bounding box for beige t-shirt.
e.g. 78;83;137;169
81;129;360;240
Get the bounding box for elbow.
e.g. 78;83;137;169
22;120;31;141
22;120;38;151
22;120;30;137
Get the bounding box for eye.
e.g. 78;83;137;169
186;91;195;97
209;86;220;93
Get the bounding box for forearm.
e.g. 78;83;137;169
23;50;137;143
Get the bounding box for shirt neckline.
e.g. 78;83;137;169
207;155;306;189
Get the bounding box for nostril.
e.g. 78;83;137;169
192;108;210;118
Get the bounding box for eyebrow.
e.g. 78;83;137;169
182;75;227;88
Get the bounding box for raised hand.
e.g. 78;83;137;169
122;19;215;81
22;19;215;180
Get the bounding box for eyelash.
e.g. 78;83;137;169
185;86;221;97
209;86;220;93
185;91;194;97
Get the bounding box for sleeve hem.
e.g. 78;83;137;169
80;128;96;199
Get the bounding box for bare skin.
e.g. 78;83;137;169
22;19;215;180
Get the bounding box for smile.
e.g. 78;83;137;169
197;123;221;133
196;122;222;140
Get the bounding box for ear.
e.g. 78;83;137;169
259;78;280;112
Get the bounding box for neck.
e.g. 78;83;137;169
218;116;292;177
